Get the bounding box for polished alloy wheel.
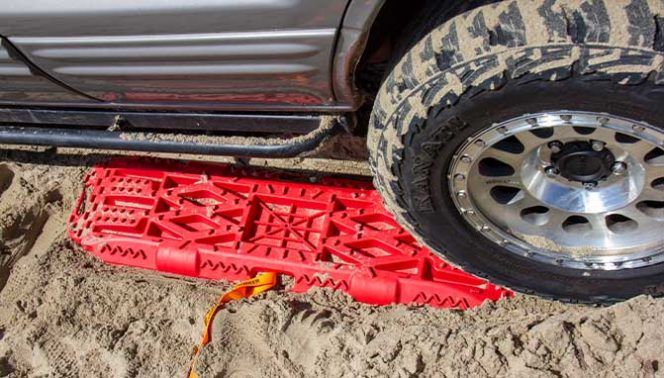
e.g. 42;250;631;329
449;111;664;270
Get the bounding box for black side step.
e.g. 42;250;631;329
0;118;342;158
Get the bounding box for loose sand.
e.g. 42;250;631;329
0;148;662;377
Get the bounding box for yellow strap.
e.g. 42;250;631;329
188;272;277;378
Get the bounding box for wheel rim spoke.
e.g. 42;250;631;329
513;131;549;151
645;165;664;194
545;208;570;229
618;140;655;164
481;148;524;168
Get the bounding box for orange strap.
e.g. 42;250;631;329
188;272;277;378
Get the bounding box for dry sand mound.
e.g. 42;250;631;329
0;150;661;377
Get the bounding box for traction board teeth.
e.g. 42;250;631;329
67;159;512;309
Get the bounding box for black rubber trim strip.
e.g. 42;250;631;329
0;107;323;134
0;122;340;158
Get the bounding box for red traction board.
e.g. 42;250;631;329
68;159;511;309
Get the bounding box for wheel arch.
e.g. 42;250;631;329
333;0;499;111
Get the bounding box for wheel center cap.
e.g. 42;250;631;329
553;141;615;183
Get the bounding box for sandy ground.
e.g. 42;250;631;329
0;148;662;378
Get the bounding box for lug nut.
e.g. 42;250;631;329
583;181;597;190
548;141;563;153
591;140;605;151
544;166;559;176
611;161;627;175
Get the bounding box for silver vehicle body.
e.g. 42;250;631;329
0;0;384;112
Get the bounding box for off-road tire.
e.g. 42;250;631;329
368;0;664;302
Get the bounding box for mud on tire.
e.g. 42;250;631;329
368;0;664;302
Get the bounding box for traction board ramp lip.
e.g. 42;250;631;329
68;158;512;309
